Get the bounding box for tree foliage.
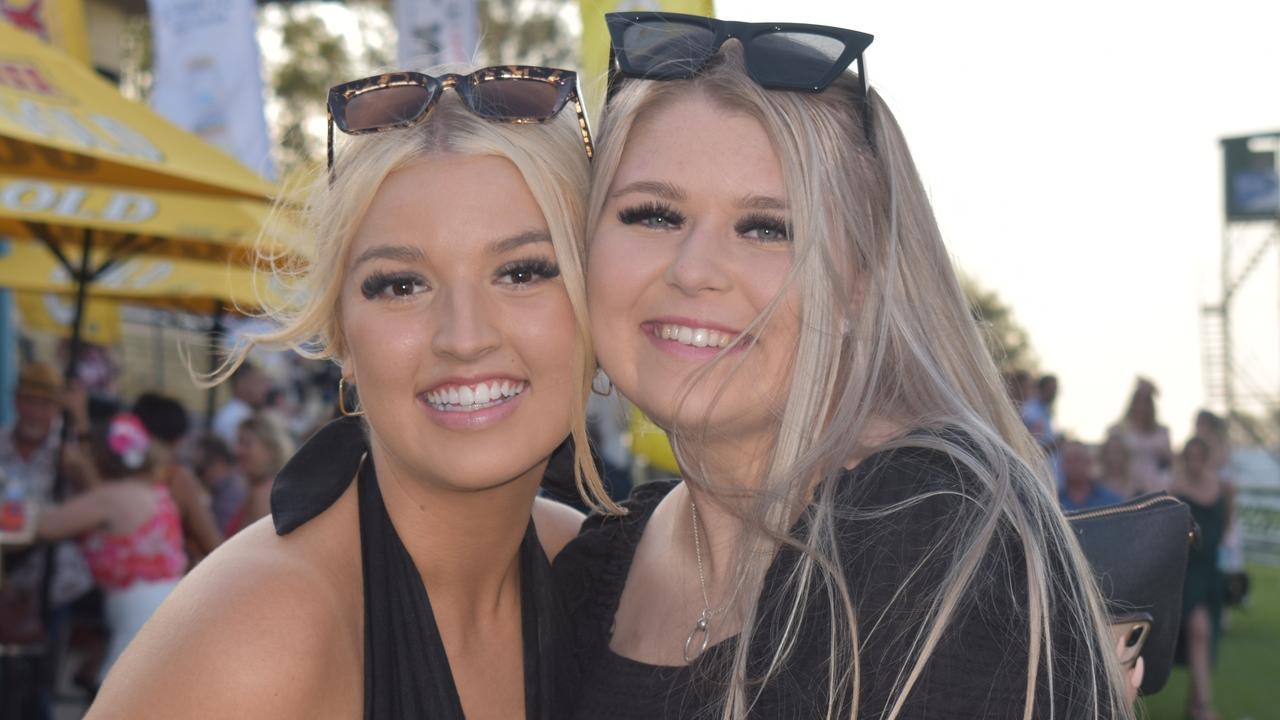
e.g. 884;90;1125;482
475;0;578;67
961;275;1037;373
267;7;350;174
263;2;393;176
260;0;578;173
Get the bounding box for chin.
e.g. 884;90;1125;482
424;460;544;494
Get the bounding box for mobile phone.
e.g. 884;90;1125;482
1110;615;1153;667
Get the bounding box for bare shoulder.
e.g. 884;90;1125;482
88;482;363;719
532;496;585;562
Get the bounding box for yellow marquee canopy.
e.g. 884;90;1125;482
0;172;293;265
0;20;275;199
0;240;283;314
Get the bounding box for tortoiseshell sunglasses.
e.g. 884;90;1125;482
326;65;594;173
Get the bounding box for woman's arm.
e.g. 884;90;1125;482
36;486;110;540
168;465;224;559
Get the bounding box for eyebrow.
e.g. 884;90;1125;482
609;180;688;202
351;244;426;268
488;229;552;255
611;181;787;212
736;194;788;211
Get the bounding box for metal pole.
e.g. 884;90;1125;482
1221;224;1235;426
206;302;225;432
36;227;93;705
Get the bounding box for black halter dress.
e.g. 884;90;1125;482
270;416;578;719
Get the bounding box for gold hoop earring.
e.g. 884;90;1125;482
338;377;366;417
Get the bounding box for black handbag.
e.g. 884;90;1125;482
1065;492;1194;695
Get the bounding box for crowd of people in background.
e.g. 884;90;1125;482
0;348;1255;719
1004;371;1242;720
0;354;335;716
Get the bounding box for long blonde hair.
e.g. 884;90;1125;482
221;62;614;511
588;46;1130;719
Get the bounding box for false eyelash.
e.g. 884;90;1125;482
735;212;791;241
360;271;426;300
497;257;561;285
617;201;687;228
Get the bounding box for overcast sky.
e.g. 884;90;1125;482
718;0;1280;444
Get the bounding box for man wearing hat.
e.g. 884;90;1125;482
1;363;95;716
4;363;67;506
0;362;93;507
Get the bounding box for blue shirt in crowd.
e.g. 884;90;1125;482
1059;483;1123;512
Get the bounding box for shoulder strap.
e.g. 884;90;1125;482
271;416;366;535
357;456;464;719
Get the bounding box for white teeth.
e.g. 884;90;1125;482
426;380;526;410
657;323;738;349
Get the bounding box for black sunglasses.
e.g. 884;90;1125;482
326;65;594;173
605;12;875;145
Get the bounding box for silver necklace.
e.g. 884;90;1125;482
684;498;725;663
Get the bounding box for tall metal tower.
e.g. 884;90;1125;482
1203;132;1280;447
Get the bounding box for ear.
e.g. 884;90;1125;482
339;353;356;384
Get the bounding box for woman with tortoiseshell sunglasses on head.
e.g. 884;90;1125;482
554;12;1142;719
84;64;609;719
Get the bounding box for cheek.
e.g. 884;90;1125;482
586;231;631;315
746;256;801;366
587;231;655;362
340;298;430;406
510;293;580;394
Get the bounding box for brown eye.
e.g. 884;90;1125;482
496;258;561;286
361;272;428;300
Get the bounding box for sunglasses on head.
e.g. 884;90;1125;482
326;65;594;174
605;12;875;146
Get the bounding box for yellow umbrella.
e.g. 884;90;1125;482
0;240;284;313
0;172;292;265
0;21;274;199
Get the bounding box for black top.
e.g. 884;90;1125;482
271;417;578;719
555;442;1108;719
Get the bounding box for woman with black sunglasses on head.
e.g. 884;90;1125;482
84;64;608;719
555;13;1139;719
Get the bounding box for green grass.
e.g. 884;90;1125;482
1138;564;1279;720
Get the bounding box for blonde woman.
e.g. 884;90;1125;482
86;64;606;719
1109;378;1173;495
556;13;1138;719
223;412;293;536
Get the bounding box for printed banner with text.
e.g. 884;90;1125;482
394;0;480;69
147;0;276;180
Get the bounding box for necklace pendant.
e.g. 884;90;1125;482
683;614;712;664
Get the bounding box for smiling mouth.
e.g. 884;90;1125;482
650;322;745;349
424;380;527;412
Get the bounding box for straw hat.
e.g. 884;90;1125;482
16;362;63;402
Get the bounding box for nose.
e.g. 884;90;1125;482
664;222;732;296
431;284;502;361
